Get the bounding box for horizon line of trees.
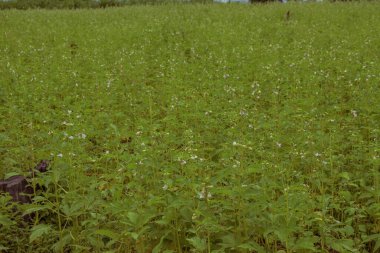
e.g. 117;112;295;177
0;0;367;10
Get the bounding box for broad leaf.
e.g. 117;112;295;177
30;224;52;243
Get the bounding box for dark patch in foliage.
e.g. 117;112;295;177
69;42;79;57
120;136;132;144
0;160;49;204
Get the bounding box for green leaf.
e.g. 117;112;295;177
87;234;104;248
179;207;192;221
219;234;238;248
187;237;207;251
152;231;170;253
94;229;120;240
364;234;380;252
0;214;15;227
51;232;73;252
247;165;262;174
292;237;317;251
375;239;380;252
342;225;355;236
23;205;51;216
32;196;47;203
155;219;170;226
110;124;120;136
274;227;292;243
30;224;52;243
0;245;9;251
328;238;356;252
130;232;139;240
362;233;380;243
238;242;265;253
4;172;21;180
338;172;350;180
127;212;139;225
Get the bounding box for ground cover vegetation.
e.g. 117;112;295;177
0;2;380;252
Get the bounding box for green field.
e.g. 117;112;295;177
1;3;380;252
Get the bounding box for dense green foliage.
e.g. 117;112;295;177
1;3;380;252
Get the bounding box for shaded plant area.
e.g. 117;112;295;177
1;3;380;253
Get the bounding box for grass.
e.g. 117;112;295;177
0;2;380;252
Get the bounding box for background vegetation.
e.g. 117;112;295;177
1;2;380;252
0;0;364;10
0;0;210;10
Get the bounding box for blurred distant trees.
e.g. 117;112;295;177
0;0;127;9
0;0;364;9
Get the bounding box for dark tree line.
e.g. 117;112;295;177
0;0;365;10
0;0;125;9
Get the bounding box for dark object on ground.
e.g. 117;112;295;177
32;160;49;176
0;160;49;204
0;176;33;204
285;11;291;21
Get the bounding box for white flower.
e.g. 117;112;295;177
232;141;238;146
351;110;358;117
68;136;74;140
276;142;282;148
79;133;86;139
57;153;63;158
67;110;72;115
198;191;212;200
162;184;168;191
62;121;74;126
191;155;198;160
239;110;248;117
